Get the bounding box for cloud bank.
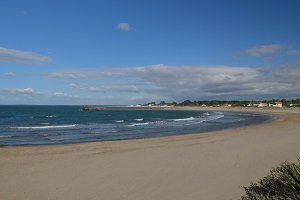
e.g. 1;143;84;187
0;47;53;64
48;63;300;101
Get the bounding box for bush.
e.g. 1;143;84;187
241;158;300;200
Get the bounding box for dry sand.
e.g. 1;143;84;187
0;108;300;200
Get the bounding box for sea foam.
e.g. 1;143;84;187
46;115;57;118
127;122;149;127
134;118;143;121
10;124;77;129
172;117;195;121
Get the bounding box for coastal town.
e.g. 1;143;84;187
136;99;300;108
81;99;300;111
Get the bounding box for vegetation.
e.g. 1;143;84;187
241;158;300;200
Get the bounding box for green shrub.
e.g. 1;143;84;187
283;158;300;196
241;159;300;200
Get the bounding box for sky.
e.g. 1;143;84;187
0;0;300;105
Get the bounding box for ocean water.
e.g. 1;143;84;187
0;106;271;147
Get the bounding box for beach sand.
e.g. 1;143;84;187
0;108;300;200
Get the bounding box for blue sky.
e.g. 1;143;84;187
1;0;300;105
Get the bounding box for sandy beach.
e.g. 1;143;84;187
1;108;300;200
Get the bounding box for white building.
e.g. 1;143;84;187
258;103;268;107
273;101;283;108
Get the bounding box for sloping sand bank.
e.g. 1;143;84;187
1;108;300;200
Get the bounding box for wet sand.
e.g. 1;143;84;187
1;108;299;200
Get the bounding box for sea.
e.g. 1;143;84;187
0;106;272;147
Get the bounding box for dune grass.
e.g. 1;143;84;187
241;158;300;200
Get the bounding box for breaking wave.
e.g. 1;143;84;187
172;117;195;121
134;118;143;121
127;122;149;127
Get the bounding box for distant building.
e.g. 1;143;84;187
273;101;283;108
258;103;268;107
160;105;174;108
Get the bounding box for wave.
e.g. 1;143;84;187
152;120;166;124
186;116;224;125
116;120;124;123
172;117;195;121
134;118;143;121
213;112;223;115
185;121;205;126
46;115;56;118
127;122;149;127
205;114;224;122
10;124;77;129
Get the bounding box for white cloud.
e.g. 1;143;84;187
88;85;139;93
245;44;286;57
1;88;78;99
2;87;41;96
50;72;87;79
1;88;82;104
69;83;79;88
116;23;131;32
49;68;126;79
68;83;139;93
4;72;16;77
0;47;53;64
52;92;70;97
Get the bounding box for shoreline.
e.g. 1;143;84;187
1;108;300;200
